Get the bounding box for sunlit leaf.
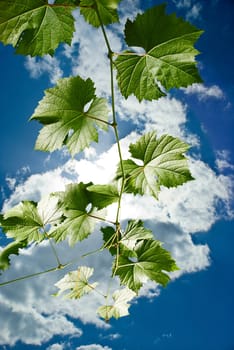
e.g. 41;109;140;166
87;183;119;209
50;183;106;246
54;266;98;298
121;220;153;250
0;201;45;243
0;0;75;56
97;287;135;321
116;131;193;199
31;76;109;156
0;240;27;271
0;195;63;244
115;239;179;293
102;220;153;255
80;0;121;27
115;4;203;101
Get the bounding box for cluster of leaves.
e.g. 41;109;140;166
0;0;203;321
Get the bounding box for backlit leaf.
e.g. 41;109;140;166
115;239;178;293
115;4;203;101
87;183;119;209
50;183;106;246
31;76;109;156
0;201;45;243
116;131;193;199
121;220;153;250
54;266;98;298
0;0;75;56
80;0;121;27
0;195;63;243
97;287;135;321
102;220;153;255
0;240;27;271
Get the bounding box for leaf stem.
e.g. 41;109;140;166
94;2;125;227
0;263;70;288
46;233;62;267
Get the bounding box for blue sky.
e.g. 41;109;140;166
0;1;234;350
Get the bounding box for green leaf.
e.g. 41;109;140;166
50;183;105;246
0;240;27;271
30;76;109;156
115;239;178;293
80;0;121;27
115;4;203;101
97;287;136;321
116;131;193;199
54;266;98;298
0;195;63;244
121;220;153;250
0;0;75;56
101;225;117;255
87;183;119;209
0;201;45;243
102;220;153;256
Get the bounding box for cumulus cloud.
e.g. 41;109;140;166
25;55;63;84
183;83;225;100
215;150;234;171
76;345;112;350
46;344;64;350
172;0;202;20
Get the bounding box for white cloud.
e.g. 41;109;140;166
186;3;202;20
215;150;234;171
116;95;199;146
46;343;65;350
172;0;202;20
173;0;192;8
25;55;63;84
183;83;225;100
76;345;112;350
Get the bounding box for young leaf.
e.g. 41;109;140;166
54;266;98;298
0;240;27;271
30;76;109;157
0;0;75;56
87;183;119;209
80;0;121;27
115;4;203;101
97;287;136;321
115;239;178;293
50;183;105;246
116;131;194;199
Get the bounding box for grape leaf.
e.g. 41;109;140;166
121;220;153;250
116;131;193;199
54;266;98;298
80;0;121;27
50;183;105;246
0;195;63;243
0;0;75;56
87;183;119;209
0;201;45;243
101;226;117;255
115;4;203;101
30;76;109;157
115;239;178;293
97;287;136;321
102;220;153;256
0;240;27;271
